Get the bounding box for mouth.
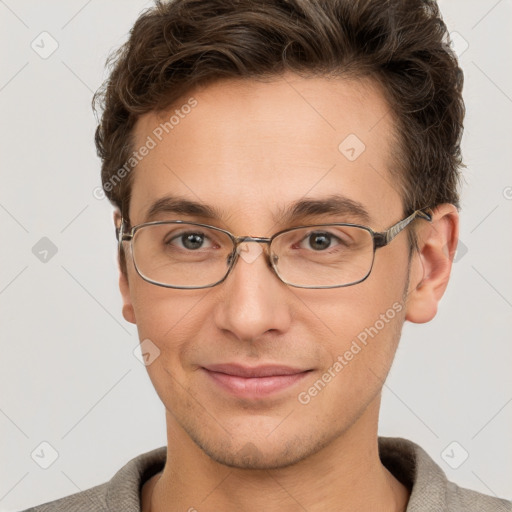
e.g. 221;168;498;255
201;363;313;399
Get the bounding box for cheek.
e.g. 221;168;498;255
295;295;406;424
304;259;407;339
300;255;408;383
310;291;406;369
131;273;202;329
130;286;212;402
130;280;212;360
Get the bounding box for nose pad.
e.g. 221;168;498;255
225;242;278;280
237;241;264;264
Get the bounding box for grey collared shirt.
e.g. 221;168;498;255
21;437;511;511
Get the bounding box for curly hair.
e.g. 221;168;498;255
93;0;465;271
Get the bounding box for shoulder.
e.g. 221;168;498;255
378;436;511;512
19;446;167;512
445;481;512;512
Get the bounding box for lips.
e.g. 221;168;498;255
201;363;311;399
203;363;308;378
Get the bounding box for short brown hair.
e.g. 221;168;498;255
93;0;464;270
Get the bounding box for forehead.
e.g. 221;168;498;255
129;73;402;230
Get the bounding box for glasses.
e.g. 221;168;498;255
117;208;432;289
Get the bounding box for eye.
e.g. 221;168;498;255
167;231;215;250
299;231;343;251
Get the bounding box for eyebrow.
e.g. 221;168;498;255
143;194;371;226
276;194;371;225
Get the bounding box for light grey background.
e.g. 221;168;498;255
1;1;511;510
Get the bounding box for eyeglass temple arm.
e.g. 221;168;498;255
116;218;133;253
374;209;433;248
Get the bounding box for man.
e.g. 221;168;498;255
23;0;511;510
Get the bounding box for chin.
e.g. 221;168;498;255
201;440;308;470
187;423;335;470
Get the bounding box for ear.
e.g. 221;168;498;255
405;203;459;324
113;210;136;325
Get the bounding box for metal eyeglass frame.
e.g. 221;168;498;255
117;208;433;289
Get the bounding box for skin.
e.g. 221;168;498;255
116;72;459;512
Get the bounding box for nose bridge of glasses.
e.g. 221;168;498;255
233;236;274;265
235;235;272;244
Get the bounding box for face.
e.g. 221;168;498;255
120;73;422;469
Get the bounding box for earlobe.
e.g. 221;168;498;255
405;204;459;324
119;270;136;324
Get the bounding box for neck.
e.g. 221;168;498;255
144;399;410;512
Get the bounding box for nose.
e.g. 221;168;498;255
213;241;292;342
